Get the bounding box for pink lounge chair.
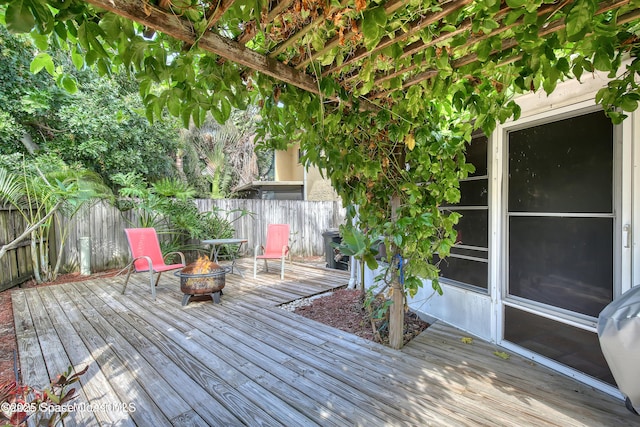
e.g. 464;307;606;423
254;224;290;280
123;228;185;299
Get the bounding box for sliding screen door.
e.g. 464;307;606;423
505;110;616;384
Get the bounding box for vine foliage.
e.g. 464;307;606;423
1;0;640;345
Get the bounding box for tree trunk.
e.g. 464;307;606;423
31;231;42;284
20;132;40;155
389;194;404;349
0;202;61;261
175;147;186;181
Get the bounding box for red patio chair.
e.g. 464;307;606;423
254;224;290;280
123;228;185;299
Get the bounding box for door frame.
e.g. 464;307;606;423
492;100;630;398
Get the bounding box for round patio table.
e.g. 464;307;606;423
202;238;248;277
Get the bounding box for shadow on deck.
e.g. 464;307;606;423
11;258;637;426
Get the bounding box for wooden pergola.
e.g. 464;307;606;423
85;0;640;106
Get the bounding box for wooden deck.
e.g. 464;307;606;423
11;259;637;426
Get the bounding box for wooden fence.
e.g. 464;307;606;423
0;207;35;291
0;199;346;289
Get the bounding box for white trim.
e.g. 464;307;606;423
461;175;489;181
631;108;640;292
489;129;502;345
507;212;615;218
454;244;488;252
502;299;598;331
495;95;625;397
446;253;488;263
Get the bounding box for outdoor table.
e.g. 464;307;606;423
202;238;248;277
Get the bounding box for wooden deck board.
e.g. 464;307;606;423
37;286;137;427
11;259;637;426
22;289;96;427
52;284;172;427
106;281;358;426
73;278;245;425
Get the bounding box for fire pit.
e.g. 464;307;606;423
174;257;231;306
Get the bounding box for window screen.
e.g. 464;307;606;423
507;109;614;318
508;111;613;213
438;135;489;291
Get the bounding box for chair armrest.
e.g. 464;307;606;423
281;246;289;256
255;244;264;255
164;251;186;266
132;255;153;272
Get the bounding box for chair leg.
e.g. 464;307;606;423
123;265;134;295
264;259;268;272
154;271;162;287
254;257;257;278
280;257;285;280
149;270;156;300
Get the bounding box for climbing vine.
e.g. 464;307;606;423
2;0;640;343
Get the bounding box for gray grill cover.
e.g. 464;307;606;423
598;285;640;413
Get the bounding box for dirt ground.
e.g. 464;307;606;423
0;263;428;384
293;288;429;346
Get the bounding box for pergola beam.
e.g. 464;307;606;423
205;0;238;30
295;0;410;70
323;0;474;77
368;0;632;98
85;0;321;95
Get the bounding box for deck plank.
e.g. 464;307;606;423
69;280;245;425
51;284;172;427
91;278;308;426
37;286;135;426
11;290;50;389
22;289;97;427
110;280;358;426
11;260;638;426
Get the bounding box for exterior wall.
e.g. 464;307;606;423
272;142;340;201
275;144;303;181
364;69;639;398
408;283;494;339
305;166;340;201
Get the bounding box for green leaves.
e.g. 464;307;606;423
57;74;78;93
619;93;640;112
30;52;54;75
362;6;388;50
5;0;35;33
565;0;597;42
505;0;528;7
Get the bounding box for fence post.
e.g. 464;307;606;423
79;237;91;275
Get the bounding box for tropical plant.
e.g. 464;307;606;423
180;107;272;198
0;154;111;282
0;365;88;426
5;0;640;348
113;173;236;256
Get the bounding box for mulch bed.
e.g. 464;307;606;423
294;288;429;346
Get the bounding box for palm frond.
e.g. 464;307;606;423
0;167;25;208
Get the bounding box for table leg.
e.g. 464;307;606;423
231;242;245;277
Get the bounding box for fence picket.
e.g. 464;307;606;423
0;199;346;288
